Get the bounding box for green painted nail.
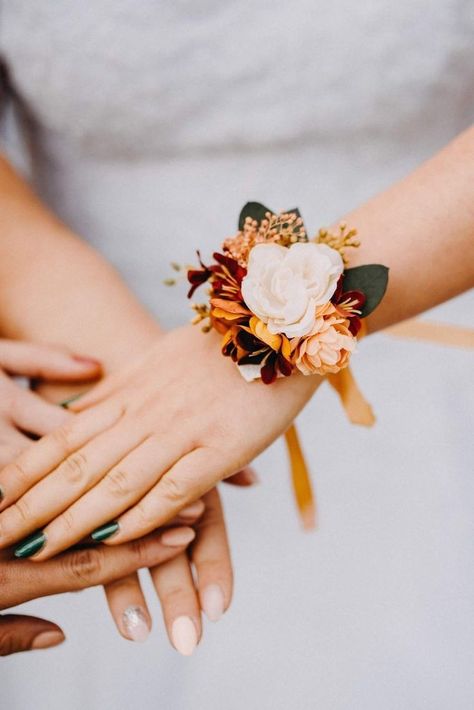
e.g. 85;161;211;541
59;393;84;409
0;485;4;503
91;521;119;542
14;531;46;558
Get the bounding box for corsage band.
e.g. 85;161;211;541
186;202;389;384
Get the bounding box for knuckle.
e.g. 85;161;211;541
160;475;186;505
162;585;187;605
60;452;88;486
11;497;32;526
62;548;102;587
58;509;76;534
105;468;131;499
135;501;156;529
130;537;150;567
6;461;31;490
51;425;75;456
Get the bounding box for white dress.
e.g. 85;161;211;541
0;2;473;709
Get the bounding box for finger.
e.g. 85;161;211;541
173;498;205;525
68;373;126;412
192;489;232;622
0;428;34;468
103;526;197;643
0;400;124;512
23;435;188;560
11;387;73;436
68;360;144;413
150;552;201;656
0;421;148;549
0;527;196;608
0;340;101;381
224;466;259;487
104;573;151;642
0;614;65;656
110;447;230;544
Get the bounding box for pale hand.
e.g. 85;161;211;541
0;325;319;558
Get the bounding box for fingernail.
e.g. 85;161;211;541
0;485;4;503
161;527;196;547
244;467;260;485
122;606;150;643
59;393;85;409
171;616;198;656
72;355;101;368
31;630;65;650
179;500;205;519
14;531;47;558
91;521;119;542
200;584;225;623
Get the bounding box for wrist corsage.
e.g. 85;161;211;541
186;202;388;384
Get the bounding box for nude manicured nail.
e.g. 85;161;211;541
243;467;259;485
31;630;65;650
72;355;101;367
171;616;198;656
200;584;225;622
179;500;205;519
161;527;196;547
122;606;150;642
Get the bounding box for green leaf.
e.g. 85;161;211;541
238;202;273;230
342;264;389;317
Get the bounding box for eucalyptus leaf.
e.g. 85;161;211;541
342;264;389;317
238;202;273;230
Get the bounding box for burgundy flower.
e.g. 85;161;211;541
211;252;247;284
187;251;212;298
331;275;366;336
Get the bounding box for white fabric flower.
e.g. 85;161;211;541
241;242;343;338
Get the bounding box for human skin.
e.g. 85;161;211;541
0;529;198;656
0;155;236;655
0;340;198;656
0;339;100;466
1;124;473;558
0;125;473;640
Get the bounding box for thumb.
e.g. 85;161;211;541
0;614;65;656
0;339;101;382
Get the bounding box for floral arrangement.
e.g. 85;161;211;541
184;202;388;384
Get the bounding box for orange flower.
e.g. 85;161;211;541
292;303;356;376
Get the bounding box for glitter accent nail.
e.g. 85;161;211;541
122;606;150;642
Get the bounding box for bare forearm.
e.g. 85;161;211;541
343;125;474;332
0;155;160;372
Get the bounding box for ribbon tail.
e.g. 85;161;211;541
327;366;375;427
284;424;316;531
385;319;474;349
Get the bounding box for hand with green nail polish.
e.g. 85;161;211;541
0;526;201;655
7;488;233;654
0;325;319;563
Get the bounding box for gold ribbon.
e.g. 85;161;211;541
285;318;474;530
385;318;474;349
284;424;316;530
